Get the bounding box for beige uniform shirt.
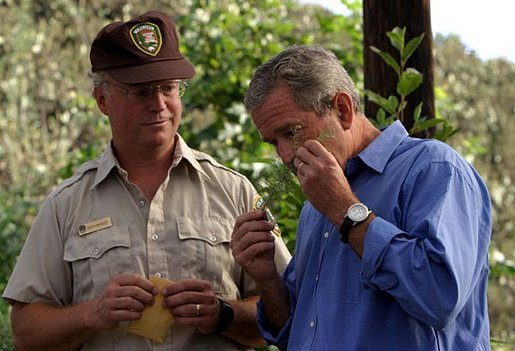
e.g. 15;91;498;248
3;135;291;351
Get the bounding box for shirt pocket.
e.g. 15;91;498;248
176;217;233;293
64;225;131;302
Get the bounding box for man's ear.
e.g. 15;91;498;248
332;92;354;129
93;86;109;115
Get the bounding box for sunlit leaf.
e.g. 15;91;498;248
370;46;400;74
386;26;405;52
397;68;423;96
402;33;425;64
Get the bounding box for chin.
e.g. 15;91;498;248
155;132;177;146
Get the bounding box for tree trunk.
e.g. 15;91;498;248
363;0;435;138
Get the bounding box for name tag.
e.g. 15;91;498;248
78;217;112;236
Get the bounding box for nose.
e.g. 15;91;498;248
275;139;294;166
147;90;167;111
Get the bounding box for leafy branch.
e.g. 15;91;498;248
257;125;303;212
365;27;457;141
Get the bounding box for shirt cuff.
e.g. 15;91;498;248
256;288;296;350
361;217;403;286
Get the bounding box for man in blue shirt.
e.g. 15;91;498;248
230;45;492;350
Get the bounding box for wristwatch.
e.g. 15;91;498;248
213;298;234;334
339;202;372;243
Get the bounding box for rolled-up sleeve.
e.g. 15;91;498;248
361;161;491;330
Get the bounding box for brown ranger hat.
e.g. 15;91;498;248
90;10;195;84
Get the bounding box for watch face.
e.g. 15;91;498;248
348;203;369;222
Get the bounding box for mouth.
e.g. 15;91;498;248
143;118;171;126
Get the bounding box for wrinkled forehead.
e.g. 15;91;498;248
252;86;297;125
252;87;307;142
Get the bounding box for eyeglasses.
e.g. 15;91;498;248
106;80;187;102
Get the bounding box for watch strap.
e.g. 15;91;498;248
213;298;234;334
339;216;354;243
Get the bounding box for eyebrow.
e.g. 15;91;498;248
261;124;295;144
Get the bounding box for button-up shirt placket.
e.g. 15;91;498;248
147;181;169;279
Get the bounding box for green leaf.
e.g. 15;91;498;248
398;100;408;112
410;118;445;135
397;68;423;96
402;33;425;64
365;89;396;114
386;27;405;52
376;108;386;124
387;95;399;111
434;124;459;142
372;108;396;129
413;102;423;121
370;46;400;75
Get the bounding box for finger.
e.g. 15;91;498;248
112;274;155;293
172;313;214;329
231;224;275;253
293;157;301;169
231;231;275;259
163;288;218;315
108;285;155;306
233;210;268;230
109;295;147;312
238;240;275;257
237;216;276;234
163;290;206;310
295;140;329;161
163;279;211;296
232;215;275;245
293;157;307;173
170;303;201;317
107;309;144;323
302;139;332;158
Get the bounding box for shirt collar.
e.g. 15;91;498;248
173;134;211;180
91;135;210;189
92;143;118;189
353;120;409;174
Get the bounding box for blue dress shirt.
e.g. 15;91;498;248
257;121;492;351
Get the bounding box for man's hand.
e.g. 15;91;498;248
294;139;358;227
10;274;157;351
90;274;157;331
230;210;278;284
161;279;219;334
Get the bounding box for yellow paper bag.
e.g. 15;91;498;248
127;276;174;343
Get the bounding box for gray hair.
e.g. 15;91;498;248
244;45;361;116
87;69;109;92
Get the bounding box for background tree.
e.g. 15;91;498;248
363;0;435;137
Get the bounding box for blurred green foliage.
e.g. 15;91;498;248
0;0;513;350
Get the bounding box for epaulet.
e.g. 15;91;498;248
190;149;248;181
51;158;100;197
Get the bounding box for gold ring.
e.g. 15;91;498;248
195;304;201;316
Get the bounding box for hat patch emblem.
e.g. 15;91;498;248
130;22;162;56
